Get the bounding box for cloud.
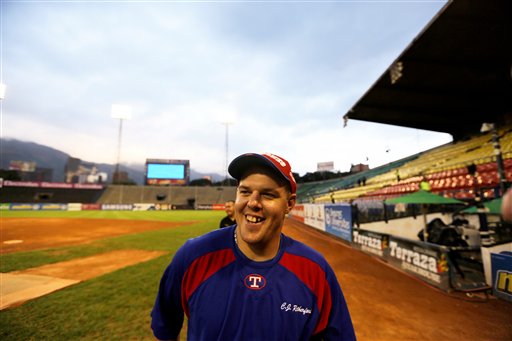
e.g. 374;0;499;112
2;1;449;177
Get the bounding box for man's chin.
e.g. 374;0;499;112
240;228;264;245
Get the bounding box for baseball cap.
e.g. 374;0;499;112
228;153;297;194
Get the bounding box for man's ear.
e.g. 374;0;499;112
286;193;297;214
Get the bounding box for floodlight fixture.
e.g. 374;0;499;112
480;122;494;133
111;104;133;120
389;61;403;84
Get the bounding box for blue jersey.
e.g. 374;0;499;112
151;225;356;341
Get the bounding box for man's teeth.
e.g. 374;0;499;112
246;215;263;223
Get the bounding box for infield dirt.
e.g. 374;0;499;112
1;217;188;254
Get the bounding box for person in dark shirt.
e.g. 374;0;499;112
219;200;236;228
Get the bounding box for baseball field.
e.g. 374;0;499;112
1;210;511;340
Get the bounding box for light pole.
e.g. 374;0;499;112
222;121;233;186
111;104;132;204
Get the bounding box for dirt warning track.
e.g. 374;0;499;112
283;219;512;341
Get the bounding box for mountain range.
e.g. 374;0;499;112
0;138;225;184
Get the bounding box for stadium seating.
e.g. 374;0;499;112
312;125;512;203
95;185;236;207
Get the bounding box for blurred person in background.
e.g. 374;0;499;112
219;200;236;228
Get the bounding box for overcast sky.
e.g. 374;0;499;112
1;0;452;177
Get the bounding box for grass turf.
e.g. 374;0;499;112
0;210;224;340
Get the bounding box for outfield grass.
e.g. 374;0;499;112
0;210;224;340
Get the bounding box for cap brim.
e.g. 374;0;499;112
228;153;280;180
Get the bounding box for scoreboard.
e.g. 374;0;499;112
145;159;190;186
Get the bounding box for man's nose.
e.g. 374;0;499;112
247;192;262;209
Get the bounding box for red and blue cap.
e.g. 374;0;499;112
228;152;297;194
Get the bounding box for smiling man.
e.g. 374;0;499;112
151;152;356;341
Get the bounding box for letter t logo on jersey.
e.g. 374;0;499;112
244;274;267;290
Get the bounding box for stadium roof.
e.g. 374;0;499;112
343;0;512;140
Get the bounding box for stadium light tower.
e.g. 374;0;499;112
111;104;132;185
219;107;236;185
222;121;233;186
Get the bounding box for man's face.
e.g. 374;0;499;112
235;167;296;253
224;201;235;218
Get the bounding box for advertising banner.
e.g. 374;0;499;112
39;203;67;211
10;203;41;210
324;204;352;242
317;161;334;172
304;204;325;231
196;204;213;210
67;203;83;211
386;237;450;290
491;252;512;302
289;204;305;223
154;203;175;211
82;204;101;210
133;203;156;211
73;183;103;189
8;203;67;211
40;182;73;189
4;181;39;187
352;229;389;257
101;203;134;211
2;181;103;189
